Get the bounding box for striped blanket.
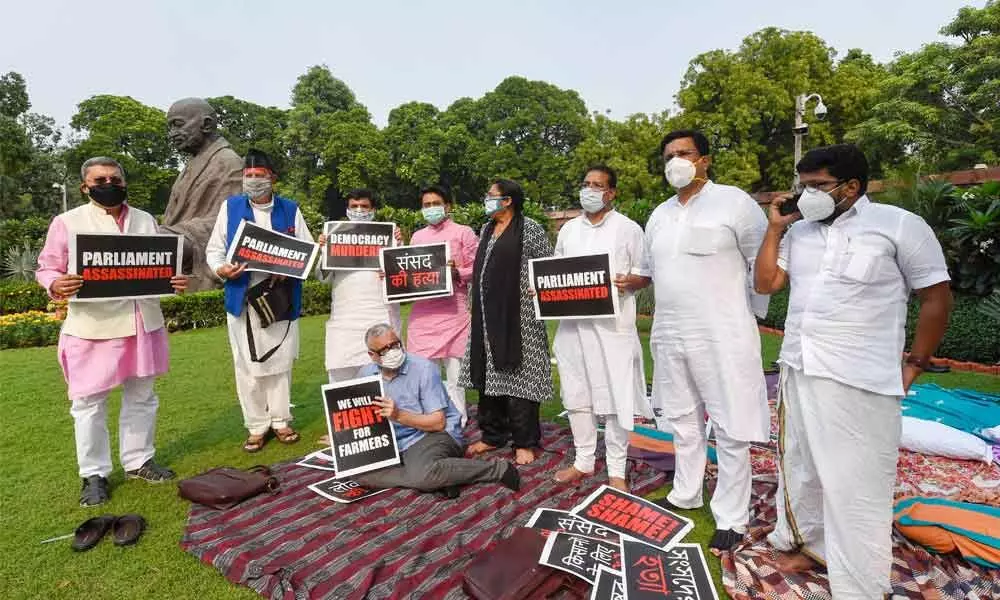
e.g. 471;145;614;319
181;412;669;599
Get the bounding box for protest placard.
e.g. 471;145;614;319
308;475;390;504
321;375;400;478
295;449;337;472
226;220;319;279
591;565;626;600
68;233;183;301
529;253;618;320
621;540;718;600
526;508;620;542
380;243;452;303
322;221;395;270
570;485;693;551
538;531;622;584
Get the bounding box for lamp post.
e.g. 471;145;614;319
53;182;67;213
793;93;828;186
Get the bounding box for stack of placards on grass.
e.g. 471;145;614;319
295;448;389;504
526;485;719;600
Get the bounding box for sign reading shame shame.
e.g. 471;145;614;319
321;375;400;479
69;233;183;301
380;243;452;303
529;253;618;320
226;220;319;279
570;485;693;552
322;221;396;270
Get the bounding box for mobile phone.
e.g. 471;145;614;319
778;192;802;216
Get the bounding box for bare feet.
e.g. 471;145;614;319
774;551;818;573
317;434;330;446
466;441;497;457
514;448;537;465
608;476;628;492
553;466;592;484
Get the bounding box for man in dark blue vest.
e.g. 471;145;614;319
206;149;315;453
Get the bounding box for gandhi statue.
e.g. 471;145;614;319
160;98;244;292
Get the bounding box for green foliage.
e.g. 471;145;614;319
0;310;61;349
160;280;331;331
0;279;48;314
207;95;288;174
980;289;1000;321
2;243;40;281
945;184;1000;295
0;215;50;255
377;201;553;243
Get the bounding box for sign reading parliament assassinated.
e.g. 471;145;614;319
571;485;693;551
322;221;395;270
68;233;183;301
380;243;452;303
529;253;618;320
321;375;400;479
226;220;319;280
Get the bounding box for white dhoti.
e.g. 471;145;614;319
768;366;900;599
72;375;158;477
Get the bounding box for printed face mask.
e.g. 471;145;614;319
797;183;848;222
347;208;374;222
379;346;405;370
579;188;606;213
88;183;128;207
243;176;272;198
664;157;698;189
422;205;447;225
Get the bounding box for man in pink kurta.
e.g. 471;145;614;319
406;185;478;424
36;156;187;507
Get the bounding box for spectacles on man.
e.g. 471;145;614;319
368;340;402;357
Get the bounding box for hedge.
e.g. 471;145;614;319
0;279;51;315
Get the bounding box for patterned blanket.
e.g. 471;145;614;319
181;412;669;599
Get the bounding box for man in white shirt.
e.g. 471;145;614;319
754;144;952;599
550;165;652;492
625;130;770;550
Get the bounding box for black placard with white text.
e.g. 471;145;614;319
570;485;693;551
621;541;718;600
321;376;400;479
322;221;395;270
591;565;626;600
538;531;622;584
380;243;452;303
529;253;618;320
526;508;620;542
308;475;390;504
69;233;183;301
226;220;319;279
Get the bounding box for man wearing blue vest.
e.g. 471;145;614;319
206;149;314;453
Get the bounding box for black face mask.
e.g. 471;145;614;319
88;183;127;207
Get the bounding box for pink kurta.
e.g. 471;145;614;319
36;205;169;400
406;218;478;359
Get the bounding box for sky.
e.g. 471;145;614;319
0;0;983;130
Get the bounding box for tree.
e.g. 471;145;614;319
67;95;178;214
206;96;288;174
847;2;1000;172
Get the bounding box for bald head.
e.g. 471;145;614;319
167;97;219;154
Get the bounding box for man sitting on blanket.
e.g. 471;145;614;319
351;323;521;498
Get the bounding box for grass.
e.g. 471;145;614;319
2;314;999;599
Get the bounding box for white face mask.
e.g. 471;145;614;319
346;208;374;222
664;157;697;189
379;346;405;370
578;188;606;213
797;184;848;222
243;176;272;199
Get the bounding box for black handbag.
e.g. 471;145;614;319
245;278;293;363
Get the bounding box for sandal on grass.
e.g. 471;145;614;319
243;434;267;453
274;428;300;444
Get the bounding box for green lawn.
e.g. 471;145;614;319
2;315;998;599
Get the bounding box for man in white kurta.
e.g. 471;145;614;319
637;130;769;550
551;166;651;492
206;150;314;452
755;144;953;598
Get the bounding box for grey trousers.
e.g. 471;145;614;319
354;431;507;492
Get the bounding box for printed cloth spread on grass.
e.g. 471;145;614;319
180;409;669;600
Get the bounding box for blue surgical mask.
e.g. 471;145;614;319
484;196;506;216
346;208;374;222
422;205;447;225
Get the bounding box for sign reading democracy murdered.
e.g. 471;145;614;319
529;253;618;320
380;243;452;303
571;485;693;551
322;221;395;270
68;233;183;301
226;220;319;279
321;375;400;479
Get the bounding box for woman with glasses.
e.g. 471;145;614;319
459;179;553;465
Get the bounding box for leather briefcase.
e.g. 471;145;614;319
463;528;590;600
177;465;279;510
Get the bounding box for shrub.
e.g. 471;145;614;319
0;280;49;315
0;311;62;349
160;280;331;331
0;216;51;256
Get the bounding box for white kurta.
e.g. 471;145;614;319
642;181;769;442
552;210;651;429
323;270;401;373
205;200;314;378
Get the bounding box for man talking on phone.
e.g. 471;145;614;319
754;144;952;598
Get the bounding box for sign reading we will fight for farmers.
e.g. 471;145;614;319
226;220;319;279
321;375;400;479
68;233;183;301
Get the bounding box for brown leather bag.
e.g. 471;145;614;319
177;465;279;510
463;528;590;600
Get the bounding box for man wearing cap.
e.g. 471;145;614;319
206;149;314;452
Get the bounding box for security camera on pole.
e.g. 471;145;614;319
792;93;828;186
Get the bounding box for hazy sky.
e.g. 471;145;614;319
0;0;981;129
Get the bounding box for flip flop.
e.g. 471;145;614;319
71;514;117;552
111;514;146;547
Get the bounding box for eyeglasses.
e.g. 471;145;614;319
580;182;609;191
91;176;124;186
483;195;510;202
368;340;402;357
793;180;844;194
